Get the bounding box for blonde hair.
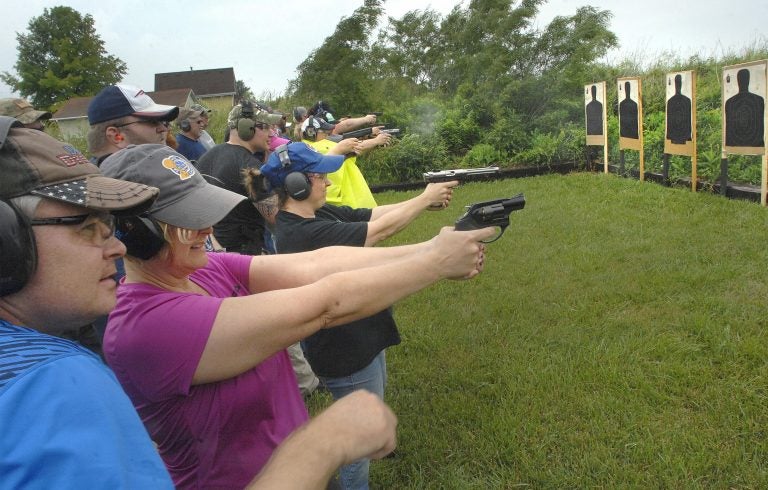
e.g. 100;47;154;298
157;222;198;245
124;220;200;265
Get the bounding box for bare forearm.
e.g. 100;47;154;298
366;195;431;245
247;390;396;490
332;116;373;134
248;242;427;291
317;251;442;326
245;423;339;490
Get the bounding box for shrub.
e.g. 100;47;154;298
462;143;508;167
514;124;585;167
358;133;450;185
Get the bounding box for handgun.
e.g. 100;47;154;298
454;194;526;243
423;167;500;184
340;127;400;140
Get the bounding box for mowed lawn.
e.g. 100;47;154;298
308;172;768;488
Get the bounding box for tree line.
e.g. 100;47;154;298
5;1;767;186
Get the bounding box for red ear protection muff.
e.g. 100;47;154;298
114;134;124;142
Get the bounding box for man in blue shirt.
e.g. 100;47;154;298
175;107;208;161
0;117;404;489
0;117;171;488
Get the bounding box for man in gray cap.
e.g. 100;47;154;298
175;106;208;161
0;97;51;131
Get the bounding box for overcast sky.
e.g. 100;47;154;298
1;0;766;101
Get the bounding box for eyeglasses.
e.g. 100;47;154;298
254;123;270;131
114;119;170;129
306;172;328;181
30;213;116;247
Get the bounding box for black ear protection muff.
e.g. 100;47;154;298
303;116;317;140
284;172;312;201
0;200;37;297
0;116;36;297
236;101;257;141
116;214;166;260
275;144;312;201
180;118;192;132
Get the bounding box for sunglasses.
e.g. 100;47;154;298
115;119;170;129
30;212;117;247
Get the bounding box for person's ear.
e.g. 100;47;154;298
107;127;125;144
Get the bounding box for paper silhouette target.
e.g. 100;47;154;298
665;71;696;156
584;82;606;146
618;77;643;151
722;60;767;155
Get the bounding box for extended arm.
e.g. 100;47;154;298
331;115;378;135
246;390;396;490
364;181;457;245
193;226;494;383
325;138;359;156
355;131;391;155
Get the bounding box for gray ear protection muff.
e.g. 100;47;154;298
275;144;312;201
0;116;37;296
180;118;192;132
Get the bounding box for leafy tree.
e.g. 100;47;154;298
1;6;127;110
235;79;255;102
287;0;383;115
371;8;443;92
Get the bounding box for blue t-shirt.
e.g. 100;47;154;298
0;320;173;489
175;133;207;162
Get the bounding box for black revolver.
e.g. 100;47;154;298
454;194;526;243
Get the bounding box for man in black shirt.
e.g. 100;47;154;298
195;100;282;254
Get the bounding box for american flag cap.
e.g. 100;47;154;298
0;125;158;216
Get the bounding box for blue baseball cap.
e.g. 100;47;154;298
260;142;344;190
88;84;179;125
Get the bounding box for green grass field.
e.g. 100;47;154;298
308;172;768;488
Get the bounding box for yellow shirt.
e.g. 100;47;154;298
304;138;377;208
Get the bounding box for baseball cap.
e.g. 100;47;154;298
177;108;204;124
0;98;52;125
100;144;246;229
227;101;283;128
189;103;211;115
260;142;344;190
0;119;158;214
301;116;335;136
88;84;179;125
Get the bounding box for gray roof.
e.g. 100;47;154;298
154;67;236;96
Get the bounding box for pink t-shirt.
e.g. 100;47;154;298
104;253;308;489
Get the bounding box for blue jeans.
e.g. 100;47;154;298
318;351;387;490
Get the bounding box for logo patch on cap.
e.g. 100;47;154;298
162;154;195;180
57;145;90;167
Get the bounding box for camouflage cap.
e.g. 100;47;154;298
227;101;283;129
0;98;52;125
177;108;204;124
